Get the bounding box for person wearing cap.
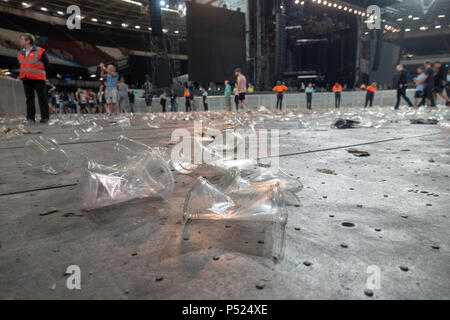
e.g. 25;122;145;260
17;33;50;123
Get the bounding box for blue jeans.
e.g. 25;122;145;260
130;102;135;113
171;102;177;112
418;86;436;107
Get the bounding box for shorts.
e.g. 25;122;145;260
414;91;423;99
225;97;232;107
105;87;118;104
433;87;443;94
238;93;246;101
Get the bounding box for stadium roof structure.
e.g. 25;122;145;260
0;0;188;36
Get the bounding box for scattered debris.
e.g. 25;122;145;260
410;119;439;125
332;119;360;129
399;266;409;272
62;212;84;218
364;290;374;297
316;168;336;175
347;149;371;157
39;207;59;216
255;281;266;290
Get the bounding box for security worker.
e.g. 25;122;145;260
273;81;288;110
17;33;50;123
184;88;191;112
364;82;377;108
332;82;343;108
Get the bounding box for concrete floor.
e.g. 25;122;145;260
0;108;449;300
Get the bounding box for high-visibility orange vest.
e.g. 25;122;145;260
360;84;366;90
367;86;377;93
333;85;343;92
17;46;46;81
184;91;190;98
273;85;288;93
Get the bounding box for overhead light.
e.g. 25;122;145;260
91;18;98;22
121;0;142;6
419;26;428;30
160;0;166;6
121;23;128;27
57;11;64;15
148;27;152;30
135;25;141;29
174;30;179;34
106;21;112;25
405;28;411;32
438;15;445;18
40;7;47;11
413;17;420;20
435;25;441;29
397;18;403;22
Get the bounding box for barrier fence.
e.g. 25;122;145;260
1;76;446;117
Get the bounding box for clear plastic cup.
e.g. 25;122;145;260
24;136;68;174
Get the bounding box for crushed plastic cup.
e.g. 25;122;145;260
184;176;287;223
24;136;68;174
79;149;174;211
115;135;171;164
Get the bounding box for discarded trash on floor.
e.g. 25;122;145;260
347;148;371;157
410;119;439;125
79;142;174;211
331;119;360;129
184;177;287;223
24;136;69;174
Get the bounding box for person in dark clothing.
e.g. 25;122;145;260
159;92;167;113
305;83;314;110
418;61;436;107
394;65;413;109
128;90;135;113
184;88;191;112
45;79;56;114
202;88;209;111
273;81;288;110
432;61;450;105
17;33;50;123
364;82;377;108
170;90;178;112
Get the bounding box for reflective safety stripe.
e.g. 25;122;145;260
20;68;46;73
18;59;43;65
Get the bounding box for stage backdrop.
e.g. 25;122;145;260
186;2;246;84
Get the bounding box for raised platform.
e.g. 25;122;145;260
0;107;449;300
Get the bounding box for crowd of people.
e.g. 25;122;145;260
44;84;136;115
15;32;450;124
